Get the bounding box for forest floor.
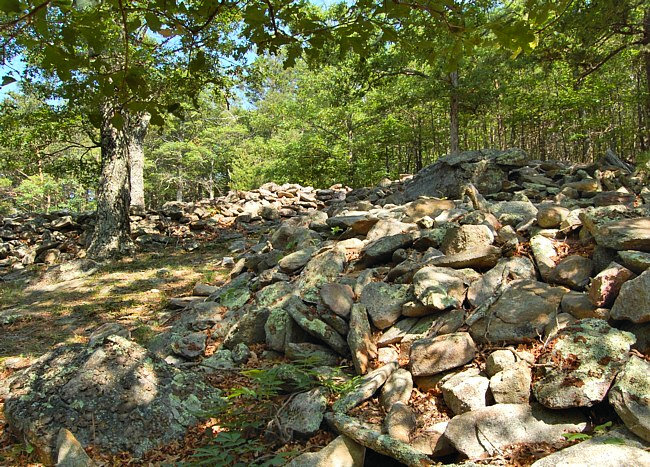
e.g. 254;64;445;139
0;245;231;465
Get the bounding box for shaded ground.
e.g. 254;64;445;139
0;244;231;465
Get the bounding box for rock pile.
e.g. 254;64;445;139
3;148;650;465
0;182;351;280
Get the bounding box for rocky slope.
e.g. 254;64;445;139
3;148;650;466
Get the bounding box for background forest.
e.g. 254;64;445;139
0;0;648;213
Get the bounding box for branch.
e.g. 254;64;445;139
576;41;641;84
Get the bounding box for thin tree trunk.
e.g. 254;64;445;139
449;71;460;154
127;112;150;212
87;102;133;259
176;152;184;202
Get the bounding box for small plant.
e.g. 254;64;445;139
562;421;620;443
330;226;343;236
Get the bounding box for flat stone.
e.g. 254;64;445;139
531;427;650;467
490;200;538;226
320;283;355;318
610;269;650;323
550;255;593;290
617;250;650;274
365;219;417;243
347;304;376;375
426;245;502;270
485;349;517;377
278;247;316;273
171;331;206;359
588;261;635;307
359;282;413;330
470;279;567;344
404;198;455;221
443;403;587;459
608;356;650;442
409;332;476;377
532;319;635;409
327;213;379;235
359;232;417;266
581;209;650;251
376;317;419;347
223;306;270;349
410;421;454;457
286;435;365;467
561;291;609;320
285;343;339;366
296;245;347;303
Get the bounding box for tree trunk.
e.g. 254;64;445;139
176;152;184;202
126;112;150;213
449;70;460;155
87;103;133;259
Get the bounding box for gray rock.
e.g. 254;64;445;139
278;388;327;437
278;247;316;273
404;198;455;221
320;283;355;318
561;291;609;320
617;250;650;274
533;319;635;409
588;261;635;307
384;402;416;442
201;349;235;371
88;323;131;347
550;255;593;290
403;149;525;201
360;232;417;266
470;279;567;344
285;343;339;366
490;199;538;226
426;245;502;270
610;269;650;323
347;304;376;375
209;272;252;309
285;296;348;356
530;234;557;281
327;212;379;235
4;336;222;464
443;403;587;459
467;256;536;307
231;343;251;364
193;283;219;296
376;317;419;346
441;368;491;415
359;282;413;330
223;306;270;349
56;428;94;467
296;245;347;303
440;224;494;255
333;362;398;413
531;427;650;467
485;349;517;377
410;421;454;457
365;219;417;242
413;266;466;311
489;362;532;404
286;435;365;467
608;356;650;442
409;332;476;377
379;368;413;411
581;211;650;251
537;204;570;228
171;331;206;359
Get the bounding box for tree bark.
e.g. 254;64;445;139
87;103;133;259
126;112;150;213
449;70;459;155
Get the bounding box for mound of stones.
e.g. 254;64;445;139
3;148;650;465
0;182;352;280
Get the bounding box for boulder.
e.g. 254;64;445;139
467;256;536;307
347;304;376;375
470;279;566;344
588;261;635;307
285;296;348;356
580;209;650;251
550;255;593;290
296;245;347;303
440;224;494;255
443;403;587;459
4;336;222;464
532;319;635;409
379;368;413;411
359;282;413;330
383;402;416;443
278;388;328;437
412;266;467;311
489;362;532;404
320;283;355;318
286;435;365;467
409;332;476;376
608;356;650;442
440;368;491;415
610;269;650;323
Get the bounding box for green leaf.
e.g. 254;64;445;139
145;12;162;32
166;102;181;113
189;50;206;73
149;111;165;126
1;76;16;87
110;113;125;130
562;433;591;441
0;0;21;13
603;437;626;445
594;421;613;432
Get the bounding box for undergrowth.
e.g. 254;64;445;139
189;358;360;466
